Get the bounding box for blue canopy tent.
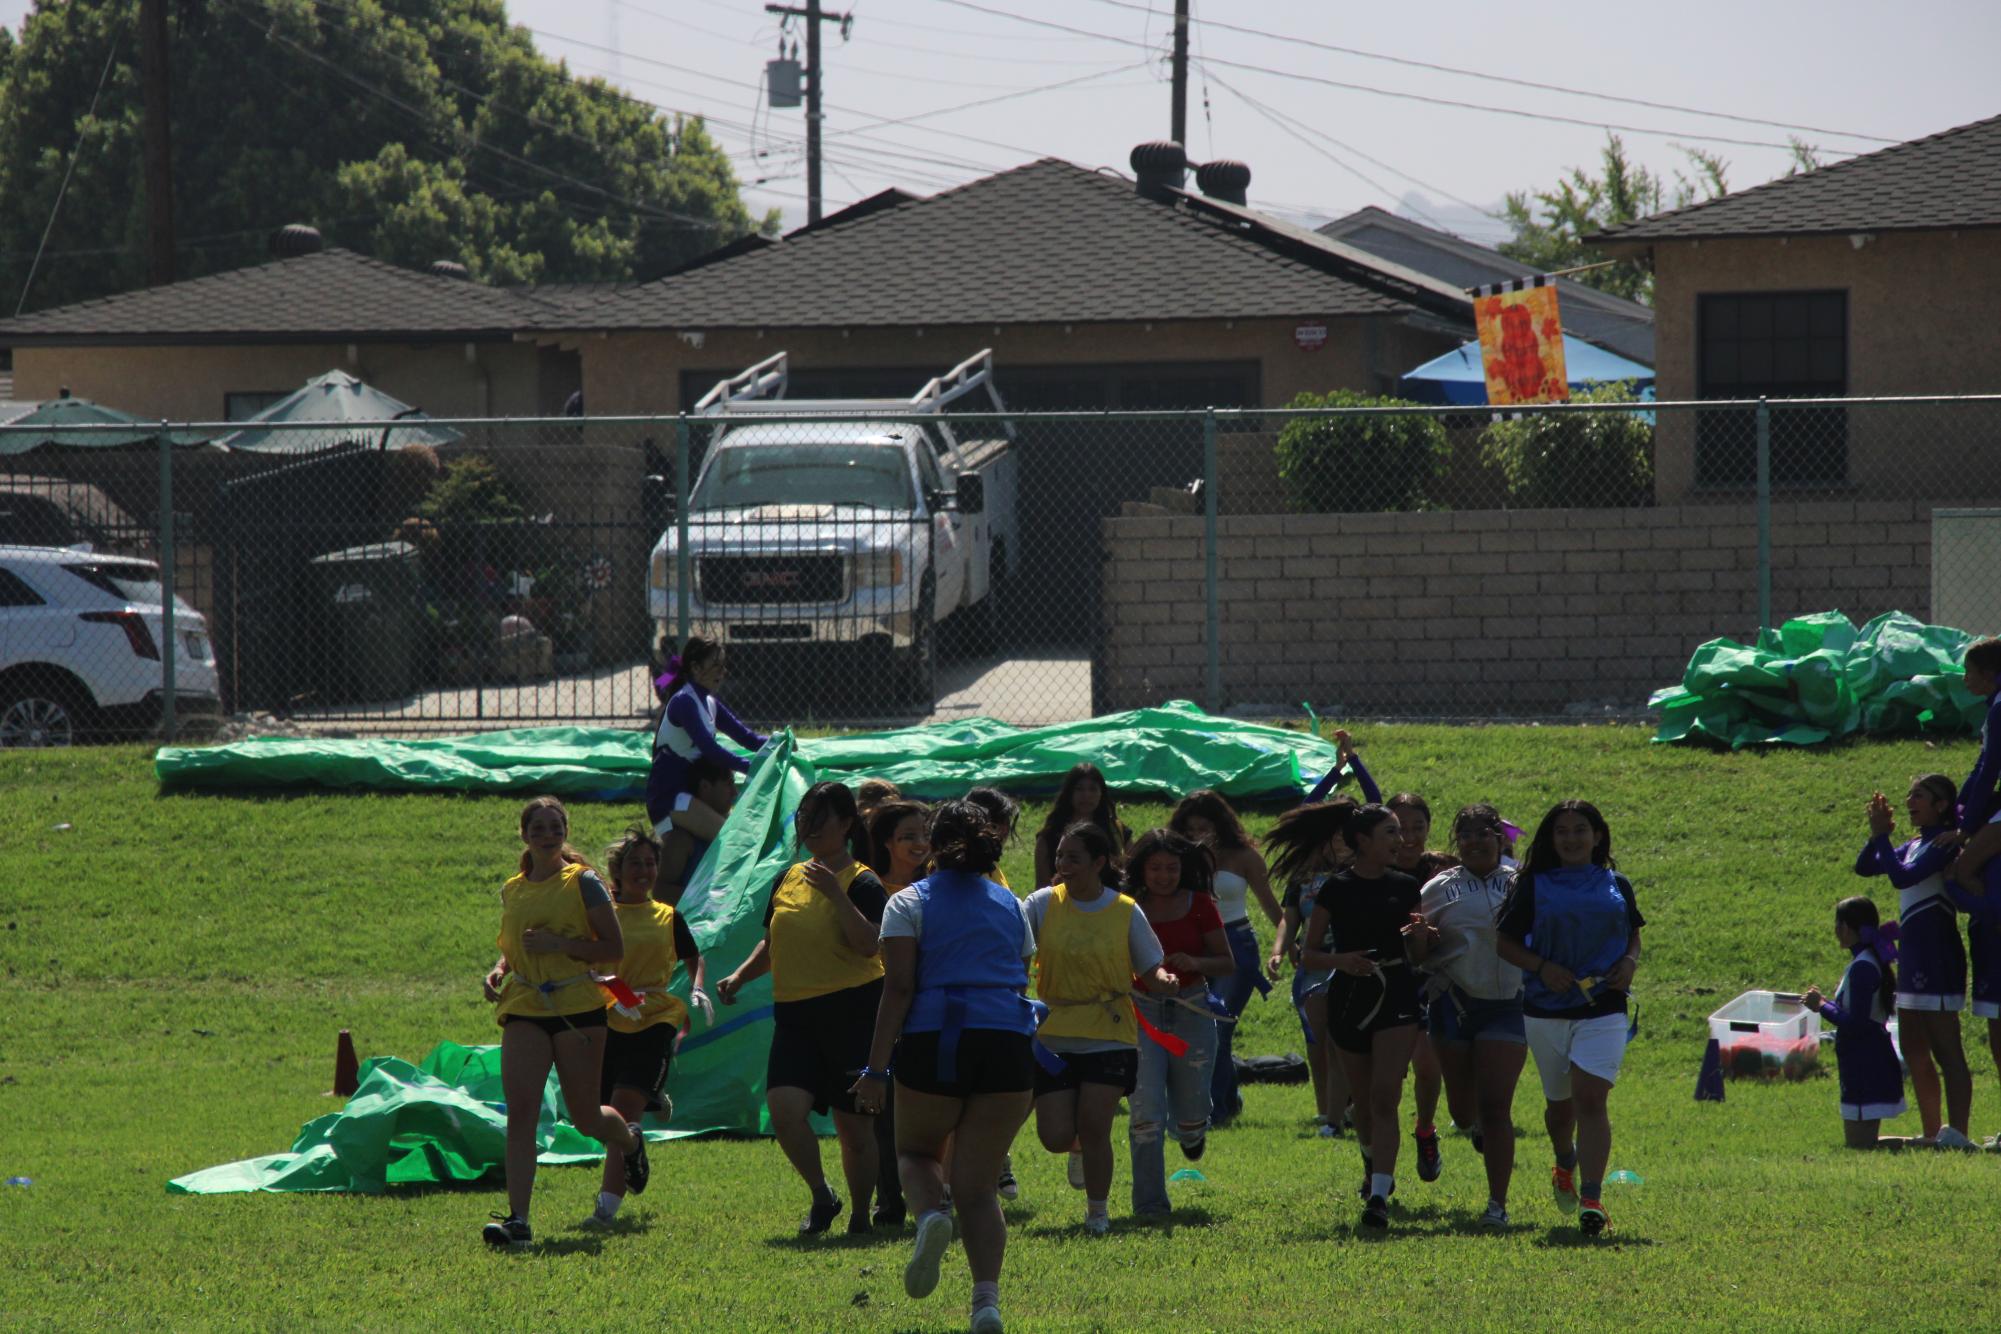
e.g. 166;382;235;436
1398;334;1654;406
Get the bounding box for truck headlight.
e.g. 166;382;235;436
854;549;902;588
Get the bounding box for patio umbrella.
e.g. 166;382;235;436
0;394;212;454
1397;333;1654;406
215;370;463;453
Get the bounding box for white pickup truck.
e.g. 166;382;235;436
648;350;1019;705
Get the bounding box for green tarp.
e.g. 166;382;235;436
155;700;1345;802
171;732;823;1193
1650;610;1986;748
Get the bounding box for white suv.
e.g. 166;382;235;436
0;545;221;746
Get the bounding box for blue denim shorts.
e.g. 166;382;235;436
1426;987;1526;1046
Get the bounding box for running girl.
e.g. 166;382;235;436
1410;805;1528;1227
1855;779;1975;1146
1386;791;1458;1186
479;797;649;1248
1027;822;1173;1233
1494;801;1643;1237
589;827;709;1227
1033;763;1129;890
647;636;767;829
864;799;935;1229
1125;828;1231;1219
1801;897;1911;1148
1300;805;1424;1232
1263;800;1360;1139
1171;790;1281;1124
716;782;887;1235
851;801;1039;1334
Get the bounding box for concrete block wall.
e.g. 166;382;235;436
1099;498;1955;715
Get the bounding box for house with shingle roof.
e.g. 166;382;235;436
530;150;1474;416
0;239;582;422
1592;112;2001;500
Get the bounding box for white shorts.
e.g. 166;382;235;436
1525;1013;1628;1100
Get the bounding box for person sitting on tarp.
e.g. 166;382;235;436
647;636;766;831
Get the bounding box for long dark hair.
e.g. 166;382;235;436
965;786;1020;841
658;634;723;696
867;800;932;883
930;799;1006;874
1342;803;1398;853
1037;762;1125;858
797;781;869;864
1263;798;1357;884
1056;820;1124;890
1835;895;1897;1012
1170;789;1253;852
1522;800;1615;875
1124;827;1213;896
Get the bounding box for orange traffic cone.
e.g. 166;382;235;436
328;1029;360;1097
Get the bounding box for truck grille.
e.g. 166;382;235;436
700;555;845;604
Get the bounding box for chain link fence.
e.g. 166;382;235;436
1;394;1996;744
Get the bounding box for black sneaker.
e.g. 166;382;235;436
872;1203;907;1230
1180;1133;1207;1162
622;1124;650;1196
1361;1194;1390;1231
1415;1128;1442;1183
482;1213;531;1249
801;1191;844;1235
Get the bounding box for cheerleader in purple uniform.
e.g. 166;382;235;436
1854;778;1975;1147
1944;851;2001;1122
1801;897;1911;1149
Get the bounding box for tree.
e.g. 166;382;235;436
0;0;779;312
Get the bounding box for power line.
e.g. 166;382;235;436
1082;0;1894;145
930;0;1852;154
15;28;124;314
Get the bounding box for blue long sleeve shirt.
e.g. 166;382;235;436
1305;752;1381;806
1853;829;1956;891
1819;950;1888;1030
655;684;765;774
1959;692;2001;833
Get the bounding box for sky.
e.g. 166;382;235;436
5;0;1997;244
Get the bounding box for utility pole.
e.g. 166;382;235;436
1170;0;1189;147
764;0;851;225
139;0;175;285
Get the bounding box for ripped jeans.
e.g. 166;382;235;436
1129;988;1218;1215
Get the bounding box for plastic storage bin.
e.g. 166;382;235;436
1708;990;1822;1081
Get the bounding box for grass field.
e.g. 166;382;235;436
4;727;2000;1330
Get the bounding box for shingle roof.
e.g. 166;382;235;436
1321;206;1654;365
1592;113;2001;243
0;248;558;345
537;159;1424;331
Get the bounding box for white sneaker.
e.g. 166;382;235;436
905;1211;953;1299
1935;1126;1977;1150
1067;1150;1086;1190
1984;1132;2001;1153
970;1304;1004;1334
1084;1211;1109;1235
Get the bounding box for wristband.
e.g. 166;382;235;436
857;1066;890;1082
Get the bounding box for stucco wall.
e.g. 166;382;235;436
10;340;580;424
1646;229;2001;501
573;315;1458;416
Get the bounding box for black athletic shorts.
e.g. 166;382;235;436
1033;1046;1139;1099
502;1008;608;1037
768;979;883;1115
601;1023;676;1112
1326;969;1425;1055
894;1029;1036;1098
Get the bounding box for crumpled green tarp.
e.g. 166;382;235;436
170;731;823;1193
154;700;1343;801
1649;610;1986;748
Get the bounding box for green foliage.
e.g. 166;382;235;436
414;454;522;526
1274;388;1450;513
0;0;779;312
3;731;1998;1325
1498;134;1731;304
1479;381;1656;508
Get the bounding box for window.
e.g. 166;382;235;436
225;391;287;422
1696;291;1847;486
0;566;45;606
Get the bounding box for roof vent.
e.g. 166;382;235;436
269;224;323;258
1195;159;1251;207
429;260;471;280
1129;140;1187;198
